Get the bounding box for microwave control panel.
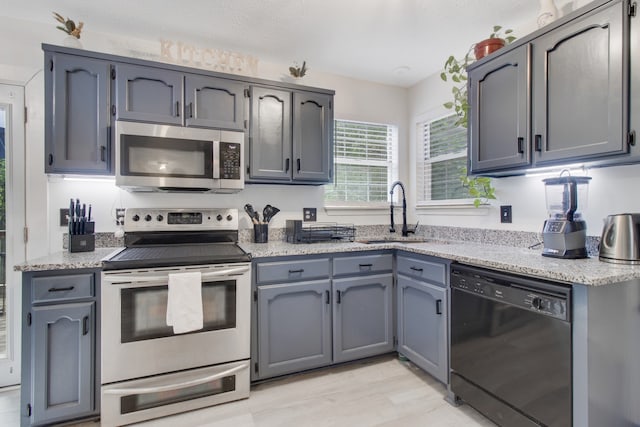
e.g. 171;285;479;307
220;142;241;180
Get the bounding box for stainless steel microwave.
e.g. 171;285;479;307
115;121;244;193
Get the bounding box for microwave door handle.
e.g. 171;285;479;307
213;139;220;179
103;363;248;396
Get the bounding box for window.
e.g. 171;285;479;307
325;119;397;205
416;113;469;205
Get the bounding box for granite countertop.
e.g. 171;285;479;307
15;240;640;287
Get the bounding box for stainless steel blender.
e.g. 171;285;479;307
541;175;591;258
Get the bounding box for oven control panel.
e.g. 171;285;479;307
124;208;239;232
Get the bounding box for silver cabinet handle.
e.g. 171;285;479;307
103;363;248;396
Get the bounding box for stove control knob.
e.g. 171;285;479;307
226;215;233;221
216;214;223;221
144;214;152;222
132;214;140;222
156;214;164;222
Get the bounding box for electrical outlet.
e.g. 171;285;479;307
115;208;126;226
303;207;317;222
60;208;69;226
500;205;512;223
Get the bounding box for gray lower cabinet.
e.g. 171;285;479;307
256;280;333;379
21;270;100;427
45;52;111;174
333;273;394;363
396;253;449;384
246;87;333;184
253;253;393;380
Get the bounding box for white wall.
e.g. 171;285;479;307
0;15;408;254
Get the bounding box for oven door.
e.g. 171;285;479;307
115;121;220;191
101;263;251;384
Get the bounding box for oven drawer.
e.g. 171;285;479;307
31;273;95;303
397;255;446;286
256;258;330;284
333;253;393;277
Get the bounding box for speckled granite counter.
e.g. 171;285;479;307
15;247;123;272
241;240;640;287
15;240;640;287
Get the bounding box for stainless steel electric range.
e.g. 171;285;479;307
101;208;251;426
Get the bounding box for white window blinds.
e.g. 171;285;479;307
325;119;397;204
416;114;469;203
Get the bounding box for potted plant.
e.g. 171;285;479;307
440;26;515;206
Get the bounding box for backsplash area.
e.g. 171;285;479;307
78;225;600;256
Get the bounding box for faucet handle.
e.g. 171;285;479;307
407;221;420;235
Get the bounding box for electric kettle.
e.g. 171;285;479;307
599;213;640;264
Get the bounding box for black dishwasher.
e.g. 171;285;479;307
450;263;572;427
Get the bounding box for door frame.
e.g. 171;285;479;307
0;83;26;387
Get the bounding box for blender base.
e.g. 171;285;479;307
542;220;589;259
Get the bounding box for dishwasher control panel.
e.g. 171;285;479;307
451;265;570;321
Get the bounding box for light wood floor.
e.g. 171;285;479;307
1;355;495;426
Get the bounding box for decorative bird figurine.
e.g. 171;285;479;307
289;61;308;78
53;12;84;39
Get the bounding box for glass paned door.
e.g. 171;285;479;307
0;84;25;387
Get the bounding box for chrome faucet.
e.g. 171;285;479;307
390;180;410;237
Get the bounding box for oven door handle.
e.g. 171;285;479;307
103;363;248;396
102;265;251;285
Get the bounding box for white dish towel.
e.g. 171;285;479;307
166;271;203;334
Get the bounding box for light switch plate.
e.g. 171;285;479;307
60;208;69;226
500;205;512;223
303;207;317;222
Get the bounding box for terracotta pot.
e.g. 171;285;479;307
474;38;506;60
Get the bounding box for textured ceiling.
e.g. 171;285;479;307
2;0;547;87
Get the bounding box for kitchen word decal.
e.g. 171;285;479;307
160;39;259;76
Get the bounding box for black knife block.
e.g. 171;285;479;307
69;233;95;253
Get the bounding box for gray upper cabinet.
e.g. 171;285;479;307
248;86;292;181
467;0;631;175
531;0;627;165
184;74;246;130
292;91;333;182
114;63;183;125
247;87;333;184
468;45;530;174
45;52;111;174
333;273;394;363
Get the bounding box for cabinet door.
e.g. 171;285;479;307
248;86;292;181
256;280;331;379
292;91;333;182
469;45;531;173
333;274;394;363
531;1;627;165
46;53;111;174
31;301;95;425
184;75;246;130
115;63;183;125
397;275;447;383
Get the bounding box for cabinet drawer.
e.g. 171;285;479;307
256;258;330;284
31;274;95;303
333;254;393;277
397;256;446;286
